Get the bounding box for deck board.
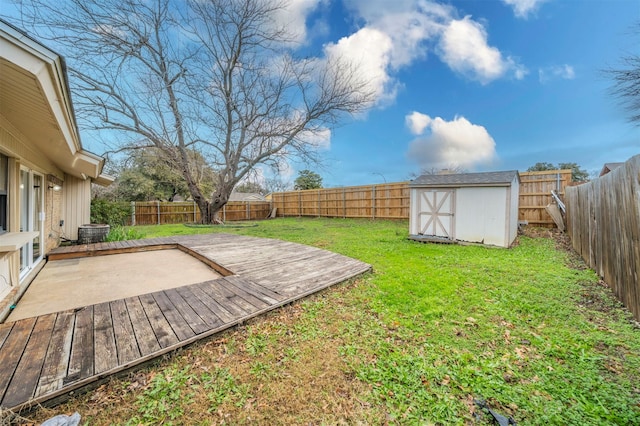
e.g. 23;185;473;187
124;297;161;356
0;317;36;402
175;286;223;329
36;311;75;397
111;299;141;365
0;233;371;411
165;288;212;335
189;283;236;323
217;278;272;309
211;279;261;315
68;306;95;381
151;291;196;341
93;303;116;375
138;293;179;349
0;322;14;350
2;314;56;408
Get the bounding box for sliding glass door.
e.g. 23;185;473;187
19;168;44;278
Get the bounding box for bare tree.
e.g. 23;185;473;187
408;164;467;179
607;23;640;124
263;176;292;194
14;0;373;222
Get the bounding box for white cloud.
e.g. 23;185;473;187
438;16;526;84
501;0;548;19
272;0;325;45
323;27;397;105
406;113;497;169
538;64;575;83
298;127;331;149
344;0;451;69
406;111;432;135
307;1;528;104
323;1;452;105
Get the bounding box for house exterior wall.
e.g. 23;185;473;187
455;187;508;247
44;177;63;252
61;175;91;241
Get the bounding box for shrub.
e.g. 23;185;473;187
90;199;132;226
105;225;144;242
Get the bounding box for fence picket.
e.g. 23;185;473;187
127;201;270;225
566;155;640;321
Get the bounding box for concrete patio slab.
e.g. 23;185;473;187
7;249;221;321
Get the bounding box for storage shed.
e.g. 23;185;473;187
409;170;520;248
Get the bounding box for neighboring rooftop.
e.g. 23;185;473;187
228;192;266;202
410;170;520;187
599;162;624;177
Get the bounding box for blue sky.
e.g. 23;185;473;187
3;0;639;188
284;0;640;186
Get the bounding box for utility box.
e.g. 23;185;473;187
409;171;520;248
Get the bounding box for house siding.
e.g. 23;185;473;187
44;177;63;252
62;176;91;241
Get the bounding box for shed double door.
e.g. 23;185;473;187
415;189;455;240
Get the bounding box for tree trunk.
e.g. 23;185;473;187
195;199;215;224
195;187;231;224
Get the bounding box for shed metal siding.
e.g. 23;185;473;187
455;187;507;246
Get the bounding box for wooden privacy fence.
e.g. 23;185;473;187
129;201;272;225
565;155;640;321
518;170;572;227
272;173;572;226
271;182;410;220
126;172;573;226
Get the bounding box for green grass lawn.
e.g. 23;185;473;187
26;218;640;425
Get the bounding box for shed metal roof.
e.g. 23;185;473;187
410;170;519;187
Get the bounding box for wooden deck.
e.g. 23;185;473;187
0;234;371;412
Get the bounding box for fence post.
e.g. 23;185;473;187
193;201;196;223
298;191;302;217
131;201;136;226
223;204;226;222
318;190;321;217
343;188;346;218
247;202;250;220
372;185;376;219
